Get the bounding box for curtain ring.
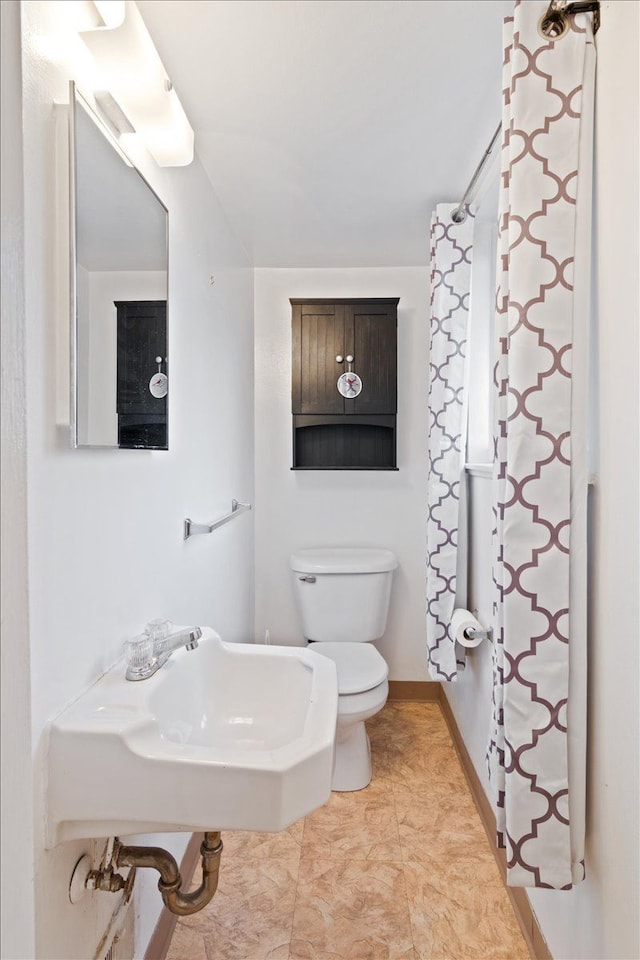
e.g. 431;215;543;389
538;7;569;40
539;0;601;40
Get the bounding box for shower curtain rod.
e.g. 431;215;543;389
450;123;501;224
451;0;600;225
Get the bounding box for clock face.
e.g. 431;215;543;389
337;372;363;399
149;372;168;399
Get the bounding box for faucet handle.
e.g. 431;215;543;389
146;620;175;658
145;618;172;642
124;634;155;679
185;627;202;651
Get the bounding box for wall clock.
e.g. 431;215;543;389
337;372;363;399
149;356;168;398
149;372;168;399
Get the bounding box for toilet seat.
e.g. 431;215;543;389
310;642;388;695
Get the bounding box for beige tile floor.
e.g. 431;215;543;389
166;702;530;960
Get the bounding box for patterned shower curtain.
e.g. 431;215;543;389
488;0;595;888
426;204;474;682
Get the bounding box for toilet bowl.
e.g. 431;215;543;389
290;548;397;791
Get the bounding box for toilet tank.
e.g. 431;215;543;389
290;548;398;643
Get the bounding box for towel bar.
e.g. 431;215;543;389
183;500;251;540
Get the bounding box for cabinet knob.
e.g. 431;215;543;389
335;355;343;363
346;355;354;363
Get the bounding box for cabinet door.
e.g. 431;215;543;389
345;302;397;414
292;302;346;414
116;301;167;415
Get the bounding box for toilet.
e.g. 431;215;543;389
290;547;397;791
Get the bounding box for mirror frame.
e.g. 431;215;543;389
68;81;170;450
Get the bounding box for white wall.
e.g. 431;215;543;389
254;267;430;679
444;3;640;959
17;3;255;957
1;3;36;958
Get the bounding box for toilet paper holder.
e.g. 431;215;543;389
464;626;493;642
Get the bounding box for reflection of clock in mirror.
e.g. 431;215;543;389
149;371;168;399
337;371;363;399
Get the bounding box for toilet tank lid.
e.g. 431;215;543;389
309;643;389;694
289;548;398;574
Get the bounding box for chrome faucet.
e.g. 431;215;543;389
125;627;202;681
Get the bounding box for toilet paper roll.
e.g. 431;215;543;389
451;608;485;649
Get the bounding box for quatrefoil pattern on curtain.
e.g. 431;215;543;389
426;204;474;682
487;0;594;889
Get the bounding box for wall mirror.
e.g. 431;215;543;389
70;84;169;449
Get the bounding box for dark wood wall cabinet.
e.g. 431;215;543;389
291;298;399;470
116;300;167;450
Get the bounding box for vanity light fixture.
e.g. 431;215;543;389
90;1;126;29
79;0;195;167
93;90;136;138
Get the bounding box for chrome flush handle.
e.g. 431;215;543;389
298;576;316;583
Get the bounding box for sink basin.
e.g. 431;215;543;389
46;629;337;846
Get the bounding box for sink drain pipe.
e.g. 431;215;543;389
88;831;223;917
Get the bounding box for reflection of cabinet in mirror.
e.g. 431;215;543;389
291;298;399;470
115;301;167;450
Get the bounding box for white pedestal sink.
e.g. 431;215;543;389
46;629;338;846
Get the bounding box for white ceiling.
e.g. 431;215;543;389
137;0;510;267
